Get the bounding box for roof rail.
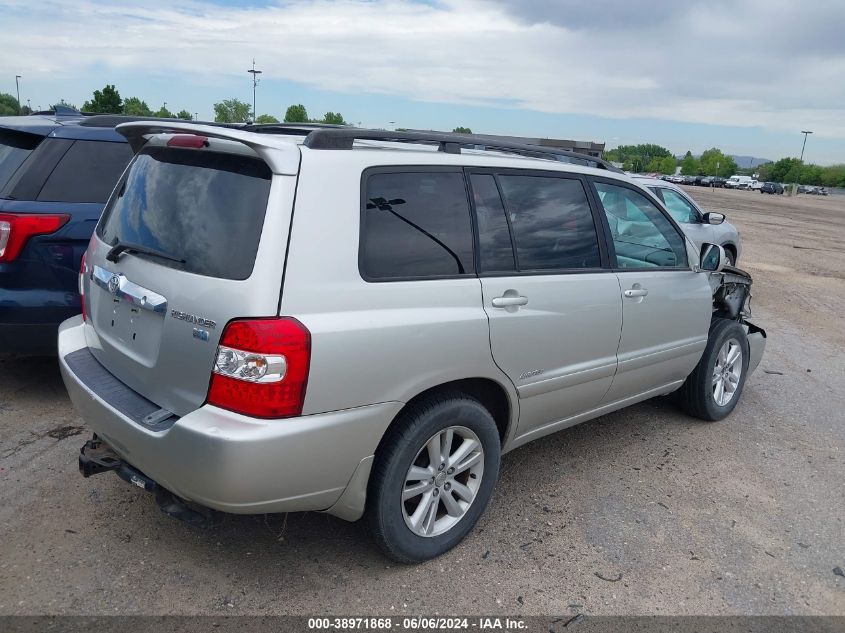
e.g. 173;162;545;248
301;128;621;172
80;115;238;129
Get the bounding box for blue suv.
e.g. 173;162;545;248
0;109;134;354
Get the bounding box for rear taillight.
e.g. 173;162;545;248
0;213;70;263
79;251;87;322
206;318;311;419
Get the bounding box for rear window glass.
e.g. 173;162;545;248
97;147;272;280
0;129;41;191
38;140;133;203
361;171;474;280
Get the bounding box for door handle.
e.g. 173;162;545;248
623;287;649;298
492;295;529;308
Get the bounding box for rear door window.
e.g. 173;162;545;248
97;146;272;280
497;174;601;271
37;140;134;203
0;129;42;191
469;174;515;273
361;170;474;280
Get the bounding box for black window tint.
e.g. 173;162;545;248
470;174;515;273
594;181;687;269
0;129;41;191
497;175;601;271
362;171;474;279
37;140;134;203
97;147;272;280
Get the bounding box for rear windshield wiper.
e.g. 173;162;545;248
106;240;186;265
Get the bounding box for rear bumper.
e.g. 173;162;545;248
0;290;80;354
58;315;402;517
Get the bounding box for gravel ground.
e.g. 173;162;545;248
0;187;843;616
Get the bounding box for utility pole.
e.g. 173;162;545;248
15;75;21;114
800;130;813;162
247;59;262;121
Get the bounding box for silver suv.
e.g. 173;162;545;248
59;124;766;562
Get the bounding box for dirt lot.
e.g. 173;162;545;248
0;187;843;616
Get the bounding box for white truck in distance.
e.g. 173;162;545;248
725;175;754;189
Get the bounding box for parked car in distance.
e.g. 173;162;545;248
761;182;784;194
750;180;762;191
710;177;727;188
632;176;742;265
60;124;766;562
0;109;135;353
725;175;754;189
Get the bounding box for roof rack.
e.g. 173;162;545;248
241;122;348;135
301;128;621;172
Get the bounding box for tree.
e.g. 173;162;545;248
603;143;673;172
697;148;737;178
322;111;345;125
154;104;173;118
0;93;19;116
175;110;193;120
452;126;472;134
213;98;251;123
255;114;280;124
680;151;700;176
658;156;677;174
284;104;309;123
123;97;153;116
82;84;123;114
768;157;803;183
20;104;32;115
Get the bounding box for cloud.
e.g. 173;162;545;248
1;0;844;138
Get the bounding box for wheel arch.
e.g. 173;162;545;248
381;377;515;453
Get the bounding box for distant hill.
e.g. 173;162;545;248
674;154;772;169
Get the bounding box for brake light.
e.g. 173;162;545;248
167;134;209;148
0;213;70;263
79;251;87;322
206;318;311;419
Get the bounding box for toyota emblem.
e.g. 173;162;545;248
107;274;121;295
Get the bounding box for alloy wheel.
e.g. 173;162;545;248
402;426;484;537
712;338;743;406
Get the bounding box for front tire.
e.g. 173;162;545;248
678;318;749;421
366;393;500;563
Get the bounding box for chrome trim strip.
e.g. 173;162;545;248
91;265;168;314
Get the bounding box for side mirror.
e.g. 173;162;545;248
700;243;726;272
703;212;725;225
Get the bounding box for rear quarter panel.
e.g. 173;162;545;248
280;150;517;430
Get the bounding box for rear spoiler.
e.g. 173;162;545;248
115;121;301;175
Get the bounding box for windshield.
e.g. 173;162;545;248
0;129;42;193
97;146;272;280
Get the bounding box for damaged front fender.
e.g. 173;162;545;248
709;265;766;375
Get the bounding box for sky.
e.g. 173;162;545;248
2;0;844;165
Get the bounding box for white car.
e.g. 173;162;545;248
632;176;742;265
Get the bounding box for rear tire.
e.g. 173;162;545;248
678;318;749;421
366;393;500;563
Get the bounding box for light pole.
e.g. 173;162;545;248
15;75;21;114
247;59;262;121
799;130;813;162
